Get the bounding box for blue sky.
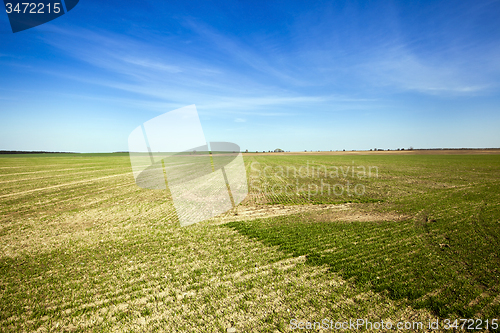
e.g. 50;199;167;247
1;0;500;152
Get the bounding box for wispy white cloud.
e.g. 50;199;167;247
32;26;380;117
355;43;497;95
183;19;307;86
36;7;500;119
122;58;183;73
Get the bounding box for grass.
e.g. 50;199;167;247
1;152;499;331
229;154;500;321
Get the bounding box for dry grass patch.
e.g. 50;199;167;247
311;208;411;223
210;203;350;224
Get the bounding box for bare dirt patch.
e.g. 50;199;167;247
210;203;350;224
210;202;411;225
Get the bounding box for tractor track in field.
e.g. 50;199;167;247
0;167;131;184
0;165;105;176
0;172;133;199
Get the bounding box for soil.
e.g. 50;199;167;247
211;202;409;224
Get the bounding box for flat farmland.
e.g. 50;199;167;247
1;152;500;332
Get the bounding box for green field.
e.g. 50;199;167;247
1;153;499;332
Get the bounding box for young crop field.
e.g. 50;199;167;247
1;152;499;332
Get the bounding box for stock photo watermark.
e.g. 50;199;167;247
3;0;79;33
128;104;248;227
249;161;379;199
290;318;499;331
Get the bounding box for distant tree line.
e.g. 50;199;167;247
0;150;77;154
